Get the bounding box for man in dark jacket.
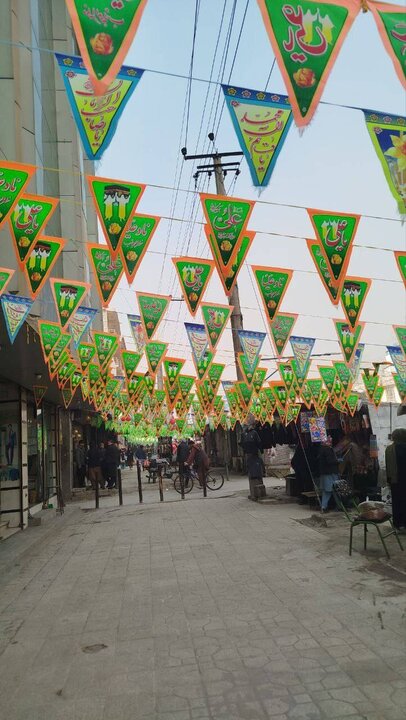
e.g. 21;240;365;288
86;442;104;489
240;417;266;501
104;440;120;489
177;439;190;483
318;436;339;512
386;427;406;529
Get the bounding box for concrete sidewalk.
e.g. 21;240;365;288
0;477;405;720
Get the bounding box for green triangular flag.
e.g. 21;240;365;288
0;161;36;232
335;321;364;366
173;257;214;316
252;265;293;324
136;292;171;340
257;0;360;126
145;341;167;375
200;193;254;268
340;277;371;329
50;278;90;328
93;331;118;368
10;194;58;267
88;175;145;257
369;3;406;89
164;357;185;387
121;350;142;380
308;209;360;288
65;0;149;95
201;302;232;350
88;243;124;308
306;239;339;304
78;342;96;373
270;313;297;356
120;214;160;283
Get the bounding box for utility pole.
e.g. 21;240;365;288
182;139;245;380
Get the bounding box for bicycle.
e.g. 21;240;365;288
173;466;224;494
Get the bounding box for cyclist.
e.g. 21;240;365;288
176;438;190;485
186;439;210;488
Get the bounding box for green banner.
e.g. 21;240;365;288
201;302;232;349
88;176;144;256
88;363;101;389
220;235;252;295
333;362;352;394
78;342;96;373
395;251;406;284
257;0;359;125
238;353;259;386
270;312;297;356
61;386;74;409
372;384;385;408
319;365;336;394
196;350;214;381
24;237;64;299
236;381;254;408
178;375;194;401
253;367;267;395
144;374;155;396
207;363;225;392
10;194;58;267
121;350;141;380
94;331;118;368
0;267;14;296
346;392;359;416
340;277;371;328
335;321;363;365
300;383;313;408
394;373;406;402
279;362;295;391
0;161;36;232
164;358;185;387
369;3;406;89
306;239;339;303
137;292;171;340
394;325;406;356
252;266;293;323
88;244;123;307
120;214;159;282
361;371;378;402
173;257;214;315
308;210;360;288
200;194;254;268
363;110;406;215
49;344;70;379
38;321;62;362
66;0;148;94
51;279;90;328
145;341;167;375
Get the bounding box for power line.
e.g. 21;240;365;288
1;38;403;120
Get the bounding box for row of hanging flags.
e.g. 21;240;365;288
0;159;405;435
55;1;406;213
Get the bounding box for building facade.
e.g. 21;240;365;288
0;0;102;539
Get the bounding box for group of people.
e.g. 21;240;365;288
74;439;121;490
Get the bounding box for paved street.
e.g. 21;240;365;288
1;471;406;720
